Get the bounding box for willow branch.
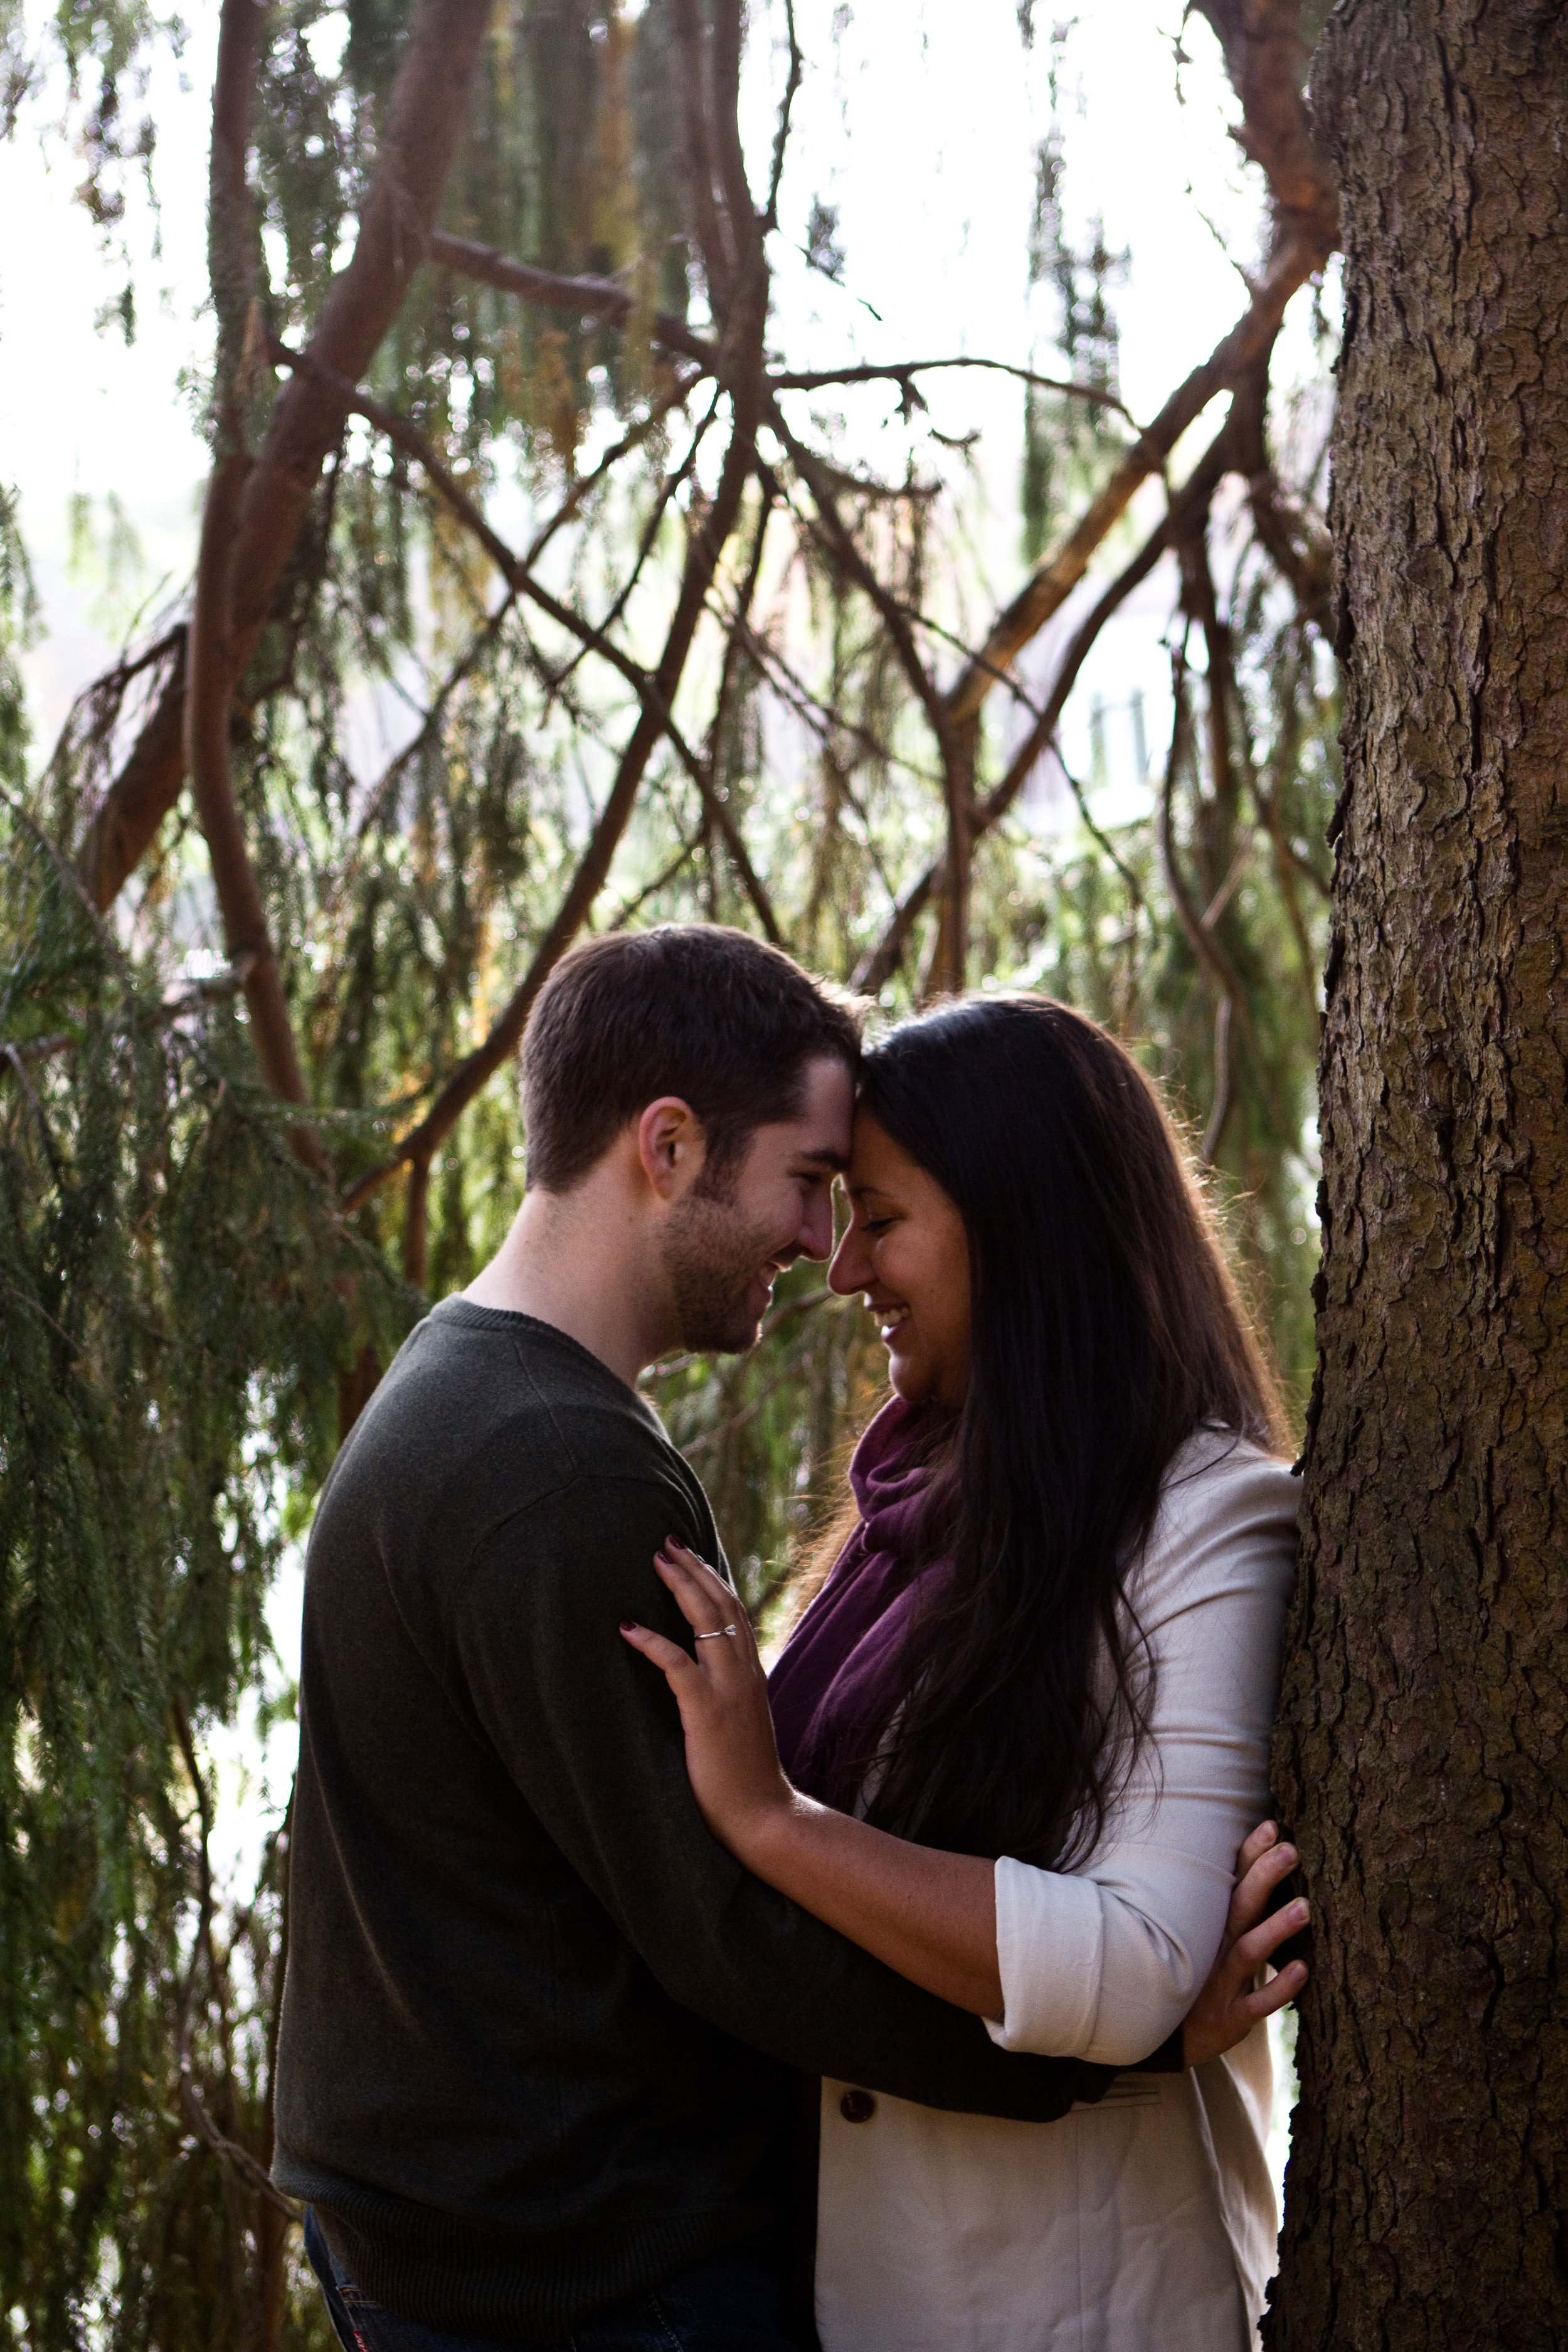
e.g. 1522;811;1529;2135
1;1044;64;1181
344;596;517;859
851;417;1236;993
519;365;707;571
1177;509;1239;852
941;0;1337;732
699;486;783;943
270;339;775;950
427;229;716;369
1158;649;1283;1135
765;0;803;232
1189;1;1339;252
1203;995;1235;1166
773;356;1134;420
544;388;724;699
341;262;771;1213
1229;352;1332;631
669;0;737;311
709;0;757;268
78;0;494;911
170;1698;303;2223
605;837;702;931
184;0;327;1172
1233;654;1324;1034
762;423;950;752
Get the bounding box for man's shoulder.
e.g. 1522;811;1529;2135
322;1300;694;1539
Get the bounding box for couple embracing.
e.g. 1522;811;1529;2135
274;924;1308;2352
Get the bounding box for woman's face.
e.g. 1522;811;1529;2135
829;1109;971;1409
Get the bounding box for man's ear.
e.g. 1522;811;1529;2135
635;1096;706;1201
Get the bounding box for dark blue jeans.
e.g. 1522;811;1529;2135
304;2207;797;2352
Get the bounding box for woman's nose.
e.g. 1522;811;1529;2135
829;1224;867;1295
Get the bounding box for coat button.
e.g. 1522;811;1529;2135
839;2088;876;2123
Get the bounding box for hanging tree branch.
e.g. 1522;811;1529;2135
342;256;773;1217
267;337;780;950
669;0;739;313
77;0;495;913
183;0;327;1171
771;356;1135;418
1157;645;1284;1143
851;415;1237;992
427;230;717;369
942;0;1336;735
344;18;776;1214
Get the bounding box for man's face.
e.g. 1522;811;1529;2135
662;1056;854;1354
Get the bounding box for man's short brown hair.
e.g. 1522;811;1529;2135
521;926;864;1193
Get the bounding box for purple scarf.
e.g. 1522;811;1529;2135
768;1396;951;1811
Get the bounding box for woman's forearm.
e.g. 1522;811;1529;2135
740;1792;1004;2016
618;1542;1002;2014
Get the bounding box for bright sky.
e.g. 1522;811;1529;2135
1;0;1327;804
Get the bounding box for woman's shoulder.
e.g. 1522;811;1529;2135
1164;1422;1299;1501
1134;1426;1301;1609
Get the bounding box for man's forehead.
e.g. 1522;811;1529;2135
761;1054;855;1165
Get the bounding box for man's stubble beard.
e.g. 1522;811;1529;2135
662;1187;783;1355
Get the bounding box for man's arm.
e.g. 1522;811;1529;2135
453;1474;1111;2124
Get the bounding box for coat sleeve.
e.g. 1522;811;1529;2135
450;1470;1173;2119
983;1446;1300;2067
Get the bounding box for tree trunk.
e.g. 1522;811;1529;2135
1268;6;1568;2347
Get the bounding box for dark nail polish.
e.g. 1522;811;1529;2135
620;1619;637;1632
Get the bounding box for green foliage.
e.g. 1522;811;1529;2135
0;486;38;787
0;813;413;2343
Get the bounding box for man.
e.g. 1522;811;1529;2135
274;924;1301;2352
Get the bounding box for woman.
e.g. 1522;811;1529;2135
622;995;1306;2352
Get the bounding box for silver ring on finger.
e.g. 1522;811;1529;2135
695;1624;739;1640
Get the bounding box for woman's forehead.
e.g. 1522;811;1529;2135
844;1111;916;1189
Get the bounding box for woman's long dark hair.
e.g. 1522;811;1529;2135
852;994;1287;1870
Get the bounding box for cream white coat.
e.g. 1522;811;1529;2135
814;1433;1299;2352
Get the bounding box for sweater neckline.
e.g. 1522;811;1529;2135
425;1295;665;1423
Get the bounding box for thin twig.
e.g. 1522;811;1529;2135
169;1697;304;2222
772;354;1135;423
340;257;772;1213
850;416;1236;993
519;369;706;573
428;229;718;369
546;387;724;698
1202;993;1234;1165
764;0;803;231
1158;649;1285;1139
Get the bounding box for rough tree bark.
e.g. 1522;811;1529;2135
1268;5;1568;2346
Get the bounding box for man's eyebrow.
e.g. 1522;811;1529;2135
793;1145;850;1172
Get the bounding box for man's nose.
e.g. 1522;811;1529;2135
797;1187;837;1263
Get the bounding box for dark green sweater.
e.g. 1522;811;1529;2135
273;1301;1165;2339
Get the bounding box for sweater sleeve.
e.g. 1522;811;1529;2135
984;1445;1300;2067
450;1469;1160;2122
